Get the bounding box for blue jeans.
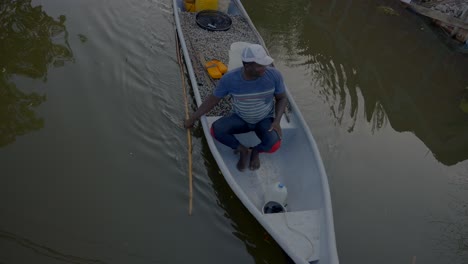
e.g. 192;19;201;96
211;114;281;153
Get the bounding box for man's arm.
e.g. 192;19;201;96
273;93;288;124
269;92;288;138
184;94;221;128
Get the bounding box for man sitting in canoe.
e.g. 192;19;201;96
184;44;288;171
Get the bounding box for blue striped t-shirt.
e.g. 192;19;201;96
213;67;286;124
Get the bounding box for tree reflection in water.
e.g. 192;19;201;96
0;1;73;147
244;0;468;166
241;1;468;262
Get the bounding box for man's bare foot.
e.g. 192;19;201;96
236;145;250;171
249;149;260;170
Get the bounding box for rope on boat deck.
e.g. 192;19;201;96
175;30;193;216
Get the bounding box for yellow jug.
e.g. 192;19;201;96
184;0;196;12
195;0;218;11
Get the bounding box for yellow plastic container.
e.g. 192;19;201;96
205;60;222;79
184;0;196;12
195;0;218;11
211;59;227;74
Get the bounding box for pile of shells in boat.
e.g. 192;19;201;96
179;11;260;116
432;2;468;18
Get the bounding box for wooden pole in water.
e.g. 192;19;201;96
175;31;193;215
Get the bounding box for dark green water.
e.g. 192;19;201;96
1;0;467;263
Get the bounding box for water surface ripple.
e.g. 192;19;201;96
1;0;468;264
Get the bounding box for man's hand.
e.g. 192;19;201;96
268;120;282;139
184;117;195;129
272;93;287;139
182;95;222;129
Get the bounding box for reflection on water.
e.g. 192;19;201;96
242;1;468;262
0;77;46;147
0;0;73;147
245;0;468;165
0;229;105;264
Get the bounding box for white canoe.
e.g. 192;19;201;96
173;0;339;263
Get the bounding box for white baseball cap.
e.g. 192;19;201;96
241;44;274;66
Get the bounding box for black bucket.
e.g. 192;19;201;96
196;10;232;31
263;201;285;214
